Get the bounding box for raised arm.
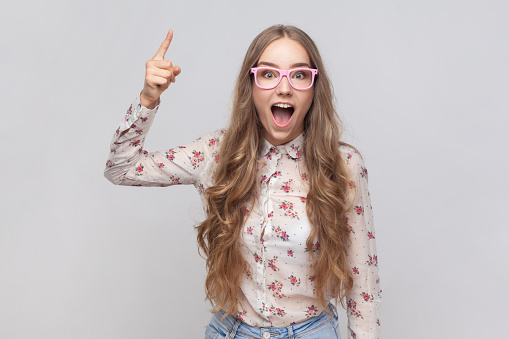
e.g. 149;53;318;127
104;30;220;190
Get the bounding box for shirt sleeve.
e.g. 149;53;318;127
343;149;382;339
104;97;221;191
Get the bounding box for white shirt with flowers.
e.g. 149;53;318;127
105;97;382;339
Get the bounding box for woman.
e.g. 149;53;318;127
105;25;381;339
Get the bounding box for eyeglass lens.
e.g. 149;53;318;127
254;68;314;89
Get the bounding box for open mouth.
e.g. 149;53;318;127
271;103;294;127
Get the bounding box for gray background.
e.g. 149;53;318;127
1;0;508;338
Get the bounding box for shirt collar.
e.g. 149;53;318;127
259;133;304;160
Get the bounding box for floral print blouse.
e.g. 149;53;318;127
105;97;382;339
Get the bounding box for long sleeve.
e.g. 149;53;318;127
104;97;222;192
342;148;382;339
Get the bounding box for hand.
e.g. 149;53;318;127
140;29;181;109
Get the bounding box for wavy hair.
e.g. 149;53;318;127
196;25;355;316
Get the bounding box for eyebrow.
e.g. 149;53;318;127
257;61;312;68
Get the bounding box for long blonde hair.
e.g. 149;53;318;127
196;25;355;316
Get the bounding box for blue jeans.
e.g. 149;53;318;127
205;304;341;339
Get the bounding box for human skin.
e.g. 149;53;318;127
252;37;315;146
140;29;181;109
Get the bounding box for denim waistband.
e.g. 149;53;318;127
211;303;338;339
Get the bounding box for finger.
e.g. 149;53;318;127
148;75;169;86
149;68;173;79
153;29;173;60
173;65;181;76
148;59;173;70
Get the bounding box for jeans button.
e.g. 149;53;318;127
262;331;271;339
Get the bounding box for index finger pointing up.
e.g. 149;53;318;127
153;29;173;60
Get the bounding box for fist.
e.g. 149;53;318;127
140;29;181;109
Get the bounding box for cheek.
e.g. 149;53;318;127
252;89;269;117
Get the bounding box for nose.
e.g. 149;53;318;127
275;75;292;95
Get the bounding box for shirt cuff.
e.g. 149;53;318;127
118;96;160;133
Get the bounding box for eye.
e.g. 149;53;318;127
293;71;307;80
262;70;277;79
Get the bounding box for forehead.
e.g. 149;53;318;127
257;37;311;68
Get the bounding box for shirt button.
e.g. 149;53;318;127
262;332;271;339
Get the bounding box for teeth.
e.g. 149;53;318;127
274;103;292;109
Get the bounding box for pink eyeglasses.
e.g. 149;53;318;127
250;67;318;90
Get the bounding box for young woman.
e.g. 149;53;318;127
105;25;381;339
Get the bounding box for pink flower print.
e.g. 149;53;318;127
208;138;216;146
178;146;185;149
165;149;176;161
281;179;294;193
350;329;357;339
377;319;381;326
141;117;148;122
347;298;363;319
360;166;368;178
268;212;273;218
254;253;261;263
272;171;282;178
301;173;308;181
361;292;374;302
266;153;272;160
288;275;301;286
305;305;318;318
260;175;267;183
246;226;253;235
214;154;220;163
268;305;286;317
267;280;285;299
259;303;268;313
366;255;378;267
236;310;246;322
198;184;204;194
368;231;375;239
305;241;320;253
272;226;290;242
115;127;120;135
279;201;298;219
354;205;364;215
131;140;141;147
300;197;307;203
106;160;113;168
268;257;279;271
308;275;316;282
349;181;356;189
135;129;143;135
287;250;294;257
189;150;205;169
157;162;164;168
135;164;144;175
352;267;359;275
346;153;352;162
168;175;182;185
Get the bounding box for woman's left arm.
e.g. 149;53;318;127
343;149;382;339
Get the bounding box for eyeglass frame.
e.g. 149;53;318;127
250;67;318;90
